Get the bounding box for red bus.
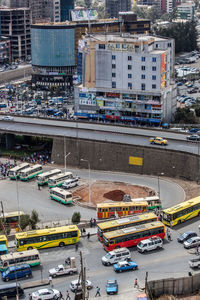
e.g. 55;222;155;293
97;212;158;242
97;201;148;219
102;221;165;252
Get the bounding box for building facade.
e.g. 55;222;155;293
74;33;177;124
0;36;11;64
105;0;131;18
31;13;151;90
0;7;31;60
177;2;195;21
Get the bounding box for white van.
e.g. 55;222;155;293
137;237;163;253
62;178;78;189
101;248;131;266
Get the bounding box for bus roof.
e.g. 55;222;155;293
20;164;42;173
132;196;159;202
9;163;29;172
38;169;61;178
0;211;24;218
0;244;8;251
0;235;7;241
162;196;200;215
15;225;78;239
98;212;157;230
49;172;72;180
97;201;148;208
50;187;72;196
0;249;39;261
103;221;164;239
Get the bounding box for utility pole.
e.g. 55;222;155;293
1;201;5;234
145;271;148;293
80;251;86;300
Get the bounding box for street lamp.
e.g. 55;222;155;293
157;172;164;199
64;152;71;173
81;159;91;204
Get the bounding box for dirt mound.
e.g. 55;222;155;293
103;190;125;201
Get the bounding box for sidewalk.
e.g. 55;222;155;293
89;287;146;299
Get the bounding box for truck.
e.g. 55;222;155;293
48;257;78;277
189;257;200;268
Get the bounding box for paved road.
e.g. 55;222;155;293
0;117;199;154
0;166;185;222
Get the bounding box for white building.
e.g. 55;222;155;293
75;33;177;124
177;2;195;21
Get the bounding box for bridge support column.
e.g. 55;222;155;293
5;134;15;150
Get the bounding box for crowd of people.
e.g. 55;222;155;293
19;150;51;165
0;160;15;178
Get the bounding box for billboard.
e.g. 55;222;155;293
160;53;166;89
70;9;98;22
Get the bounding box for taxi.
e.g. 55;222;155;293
149;137;168;145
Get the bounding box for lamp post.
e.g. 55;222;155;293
64;152;71;173
81;159;91;204
157;172;164;199
16;177;20;230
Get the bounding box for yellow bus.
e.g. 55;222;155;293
97;212;158;242
0;235;8;248
161;196;200;227
0;249;40;271
15;225;79;251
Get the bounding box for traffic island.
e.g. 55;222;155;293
22;279;49;289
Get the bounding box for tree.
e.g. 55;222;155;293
30;210;40;230
84;0;91;9
19;214;31;231
146;6;160;24
72;212;81;224
174;107;196;124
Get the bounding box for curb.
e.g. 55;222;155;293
22;279;49;290
73;198;96;210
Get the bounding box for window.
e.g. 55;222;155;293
112;55;116;60
128;56;132;61
152;66;156;71
152;75;156;80
168;43;171;47
128;83;132;89
152;57;156;62
128;74;132;79
141;66;145;71
141;57;145;62
112;82;116;88
141;84;145;90
112;64;116;69
128;65;132;70
99;44;105;49
156;44;158;48
141;74;145;79
152;84;156;89
112;73;116;78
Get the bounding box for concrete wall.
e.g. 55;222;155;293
0;65;32;84
52;137;200;181
147;273;200;298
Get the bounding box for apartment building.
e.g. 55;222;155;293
106;0;131;18
177;2;195;21
75;33;177;124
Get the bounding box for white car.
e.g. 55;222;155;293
70;279;93;292
2;116;14;121
31;288;61;299
184;237;200;249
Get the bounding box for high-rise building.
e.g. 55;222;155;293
74;33;177;124
106;0;131;18
60;0;74;22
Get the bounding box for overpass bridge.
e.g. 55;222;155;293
0;116;199;182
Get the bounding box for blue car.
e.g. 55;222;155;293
113;260;138;273
106;279;118;295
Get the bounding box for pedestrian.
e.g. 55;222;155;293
134;278;138;288
95;286;101;297
87;232;90;240
38;183;40;190
75;243;78;251
60;291;64;299
93;218;96;227
49;275;53;286
196;244;199;255
66;290;70;300
83;227;86;236
90;218;93;228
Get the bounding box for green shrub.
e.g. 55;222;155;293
72;212;81;224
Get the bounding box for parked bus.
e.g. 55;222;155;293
37;169;61;186
8;163;30;180
97;202;148;219
48;172;73;188
50;187;73;205
102;221;165;251
15;225;79;251
0;249;40;271
19;164;43;181
97;212;158;242
0;211;24;229
0;245;8;256
0;235;8;256
133;196;162;211
161;196;200;227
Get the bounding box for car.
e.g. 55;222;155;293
186;135;200;141
106;279;118;295
137;236;163;253
113;260;138;272
30;288;61;299
149;137;168;145
189;128;200;133
177;231;197;243
2;116;14;121
184;237;200;249
70;279;93;292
